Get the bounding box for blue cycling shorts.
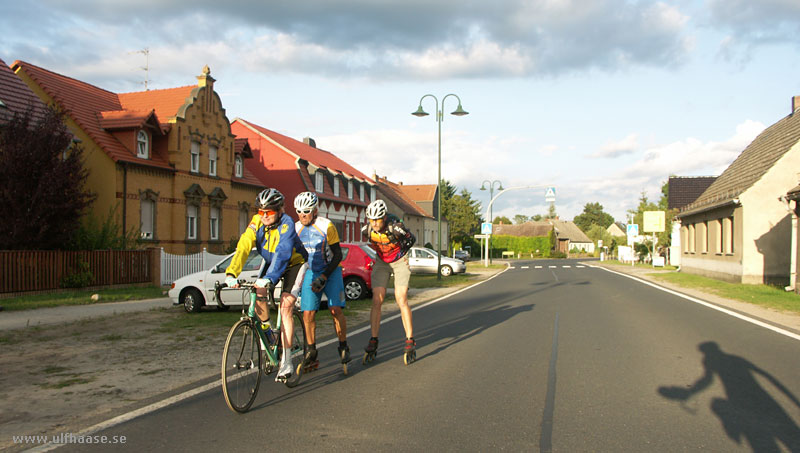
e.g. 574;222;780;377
300;266;345;311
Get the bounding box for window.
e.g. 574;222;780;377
688;224;696;253
333;177;340;196
701;221;708;253
210;206;220;240
234;155;243;178
140;199;154;239
190;142;200;173
716;219;723;254
370;187;376;202
209;145;218;176
725;216;734;254
348;181;353;199
187;205;198;240
239;209;249;234
137;130;149;159
359;184;365;201
315;172;324;192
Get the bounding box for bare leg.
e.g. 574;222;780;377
303;310;317;345
394;285;413;338
329;306;347;341
280;292;296;351
370;287;386;338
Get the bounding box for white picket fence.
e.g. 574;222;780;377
161;248;228;285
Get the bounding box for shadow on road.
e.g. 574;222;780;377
658;341;800;452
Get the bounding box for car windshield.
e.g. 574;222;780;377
213;249;261;273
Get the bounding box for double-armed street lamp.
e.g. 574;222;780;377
480;180;503;262
412;94;468;279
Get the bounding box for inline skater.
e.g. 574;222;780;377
361;199;417;364
293;192;351;374
225;188;307;381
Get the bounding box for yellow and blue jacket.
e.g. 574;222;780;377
226;213;307;284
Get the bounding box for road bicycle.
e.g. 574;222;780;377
217;280;308;413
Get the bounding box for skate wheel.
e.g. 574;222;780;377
403;350;416;365
342;362;348;376
362;352;370;365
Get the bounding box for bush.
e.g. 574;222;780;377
490;235;551;257
61;260;93;288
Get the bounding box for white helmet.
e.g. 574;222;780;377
256;188;284;210
294;191;318;212
366;199;387;219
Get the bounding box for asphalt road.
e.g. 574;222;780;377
45;259;800;452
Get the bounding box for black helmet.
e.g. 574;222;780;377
256;188;284;210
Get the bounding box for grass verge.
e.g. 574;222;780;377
1;286;166;311
648;272;800;314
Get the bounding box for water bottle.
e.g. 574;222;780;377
247;299;256;317
261;320;275;344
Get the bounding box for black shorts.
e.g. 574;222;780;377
256;263;303;299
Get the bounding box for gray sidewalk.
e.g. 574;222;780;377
0;297;175;331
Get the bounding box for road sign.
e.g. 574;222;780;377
626;223;638;246
545;186;556;202
643;211;666;232
481;222;493;235
474;234;490;239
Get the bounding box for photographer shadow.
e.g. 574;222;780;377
658;341;800;451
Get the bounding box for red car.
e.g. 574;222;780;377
340;243;375;300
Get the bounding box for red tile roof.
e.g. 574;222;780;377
374;176;431;218
399;184;437;202
97;109;159;130
12;60;174;171
118;86;195;128
0;57;49;124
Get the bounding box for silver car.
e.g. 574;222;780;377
408;247;466;277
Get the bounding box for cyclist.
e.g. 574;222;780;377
225;188;307;381
361;199;416;360
293;192;351;372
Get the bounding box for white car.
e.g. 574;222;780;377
168;249;281;313
408;246;466;277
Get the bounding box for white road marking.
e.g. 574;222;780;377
563;265;571;268
535;266;543;269
591;265;800;343
521;266;530;269
25;267;513;452
549;266;556;268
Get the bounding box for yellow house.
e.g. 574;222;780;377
12;61;262;254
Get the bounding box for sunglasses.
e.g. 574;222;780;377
258;209;278;217
296;208;313;215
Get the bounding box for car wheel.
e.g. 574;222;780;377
182;288;204;313
440;265;453;277
343;277;367;301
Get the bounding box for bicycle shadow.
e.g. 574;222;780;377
657;341;800;451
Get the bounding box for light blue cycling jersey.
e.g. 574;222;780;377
295;216;340;273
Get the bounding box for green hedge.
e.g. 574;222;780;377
490;235;552;257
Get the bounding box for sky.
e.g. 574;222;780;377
3;0;800;223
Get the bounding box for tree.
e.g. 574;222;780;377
0;107;95;250
493;215;512;224
440;180;481;252
573;202;615;232
546;202;557;219
531;214;543;221
514;214;530;224
626;182;674;251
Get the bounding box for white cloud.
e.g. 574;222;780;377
590;133;639;159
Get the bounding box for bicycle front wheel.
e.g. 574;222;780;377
221;319;262;413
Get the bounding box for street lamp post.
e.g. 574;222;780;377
480;180;503;263
412;94;468;279
484;184;553;267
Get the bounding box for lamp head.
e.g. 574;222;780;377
480;184;487;191
451;104;469;116
498;184;504;191
412;105;429;117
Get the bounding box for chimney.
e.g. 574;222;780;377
793;96;800;113
197;65;215;89
303;137;316;148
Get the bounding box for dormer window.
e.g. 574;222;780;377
137;130;149;159
333;177;340;196
348;181;353;199
315;172;324;192
359;184;365;201
234;155;243;178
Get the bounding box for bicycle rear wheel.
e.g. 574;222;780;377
221;319;262;413
283;311;307;388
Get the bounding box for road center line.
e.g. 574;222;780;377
591;265;800;342
26;267;513;452
540;312;559;453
